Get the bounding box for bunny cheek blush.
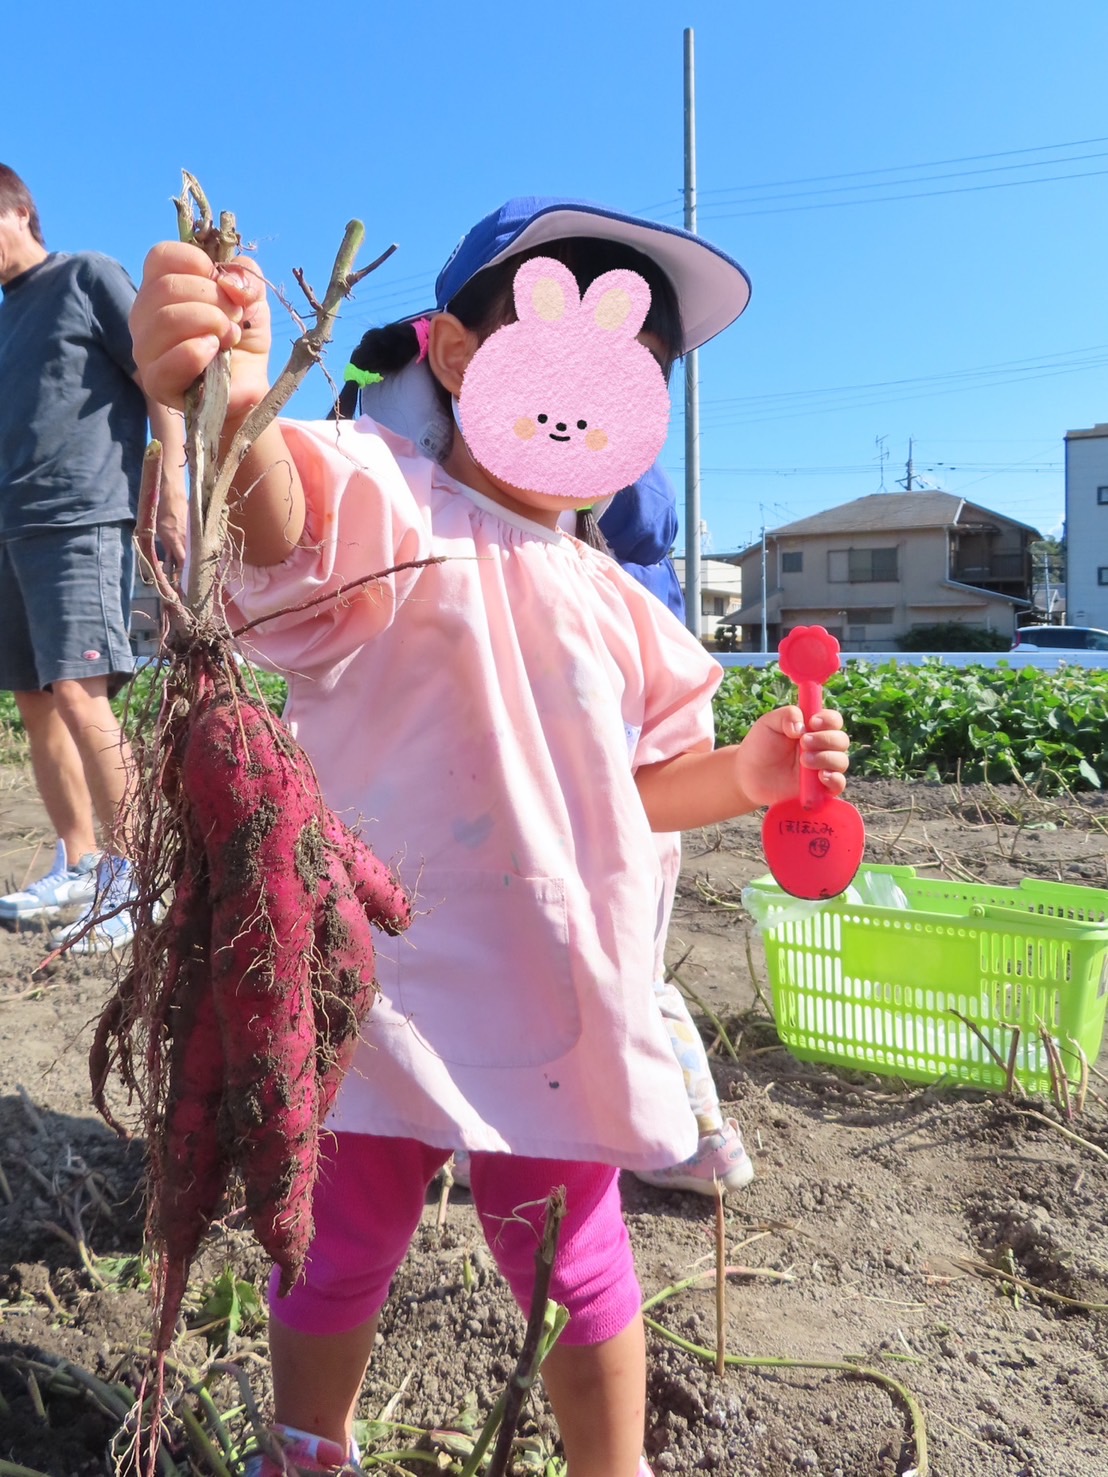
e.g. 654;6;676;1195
458;256;670;503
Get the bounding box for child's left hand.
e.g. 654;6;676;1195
735;705;850;809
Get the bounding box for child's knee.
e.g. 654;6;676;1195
471;1155;641;1344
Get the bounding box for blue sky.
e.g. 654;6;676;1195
8;0;1108;552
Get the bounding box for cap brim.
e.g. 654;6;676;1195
463;204;751;353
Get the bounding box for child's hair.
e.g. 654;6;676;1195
333;236;683;548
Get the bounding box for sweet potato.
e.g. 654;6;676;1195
183;694;328;1290
153;888;226;1352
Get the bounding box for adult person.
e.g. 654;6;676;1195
0;164;186;952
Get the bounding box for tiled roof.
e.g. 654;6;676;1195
752;492;1039;539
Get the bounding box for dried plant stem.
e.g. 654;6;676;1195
948;1011;1023;1093
1016;1108;1108;1162
714;1180;727;1377
950;1256;1108;1313
1070;1039;1090;1115
480;1190;568;1477
208;222;394;538
668;966;740;1063
172;173;396;625
1004;1026;1022;1098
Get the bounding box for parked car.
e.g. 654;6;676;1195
1011;625;1108;652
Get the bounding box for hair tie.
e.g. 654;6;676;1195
343;364;384;387
412;317;432;364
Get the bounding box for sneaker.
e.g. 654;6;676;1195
51;855;137;954
450;1150;472;1189
0;840;100;921
639;1462;655;1477
634;1119;755;1196
241;1425;360;1476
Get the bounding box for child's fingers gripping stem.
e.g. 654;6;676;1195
130;242;272;417
131;240;307;567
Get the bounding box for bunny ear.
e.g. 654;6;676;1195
581;269;652;338
512;256;582;325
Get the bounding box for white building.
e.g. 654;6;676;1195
671;557;743;640
1064;423;1108;630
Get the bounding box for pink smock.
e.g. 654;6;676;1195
228;418;723;1170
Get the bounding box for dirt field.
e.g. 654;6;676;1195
1;767;1106;1477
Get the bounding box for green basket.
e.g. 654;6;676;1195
748;864;1108;1092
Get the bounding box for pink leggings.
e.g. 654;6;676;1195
268;1133;642;1347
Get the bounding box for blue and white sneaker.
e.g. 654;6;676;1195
0;840;100;921
51;854;138;954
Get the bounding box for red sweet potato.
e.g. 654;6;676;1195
153;888;226;1352
309;848;378;1123
183;694;326;1291
321;811;410;936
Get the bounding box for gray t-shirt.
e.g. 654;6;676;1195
0;251;147;538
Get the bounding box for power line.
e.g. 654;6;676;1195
693;165;1108;222
692;133;1108;201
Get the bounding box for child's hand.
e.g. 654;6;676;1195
130;242;272;421
735;706;850;809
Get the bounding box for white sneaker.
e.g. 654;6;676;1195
0;840;100;921
51;855;137;954
635;1118;755;1196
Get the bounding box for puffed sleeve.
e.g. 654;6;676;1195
225;418;433;678
616;571;722;767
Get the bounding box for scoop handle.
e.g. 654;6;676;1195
797;677;824;811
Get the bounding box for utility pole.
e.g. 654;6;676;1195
760;520;768;653
905;437;915;492
683;26;702;640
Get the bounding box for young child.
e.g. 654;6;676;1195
595;466;753;1195
130;196;850;1477
340;347;751;1196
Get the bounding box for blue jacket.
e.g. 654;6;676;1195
599;463;686;621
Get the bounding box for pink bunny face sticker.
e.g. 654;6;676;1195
457;256;671;501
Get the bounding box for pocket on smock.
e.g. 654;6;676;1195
391;870;581;1069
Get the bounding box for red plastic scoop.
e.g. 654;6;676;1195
761;625;865;900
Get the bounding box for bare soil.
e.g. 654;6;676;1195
1;766;1106;1477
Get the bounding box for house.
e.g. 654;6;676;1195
721;491;1039;652
1063;423;1108;630
671;556;743;639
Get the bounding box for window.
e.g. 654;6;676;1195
1099;567;1108;586
828;547;899;583
781;551;803;573
1098;486;1108;505
848;607;895;623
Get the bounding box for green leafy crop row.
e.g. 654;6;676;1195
2;660;1104;793
714;659;1108;792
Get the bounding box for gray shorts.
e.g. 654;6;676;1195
0;522;136;695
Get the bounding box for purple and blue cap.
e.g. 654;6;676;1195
433;195;751;353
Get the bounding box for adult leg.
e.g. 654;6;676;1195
471;1155;646;1477
49;676;134;850
7;522;137;852
13;689;98;862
